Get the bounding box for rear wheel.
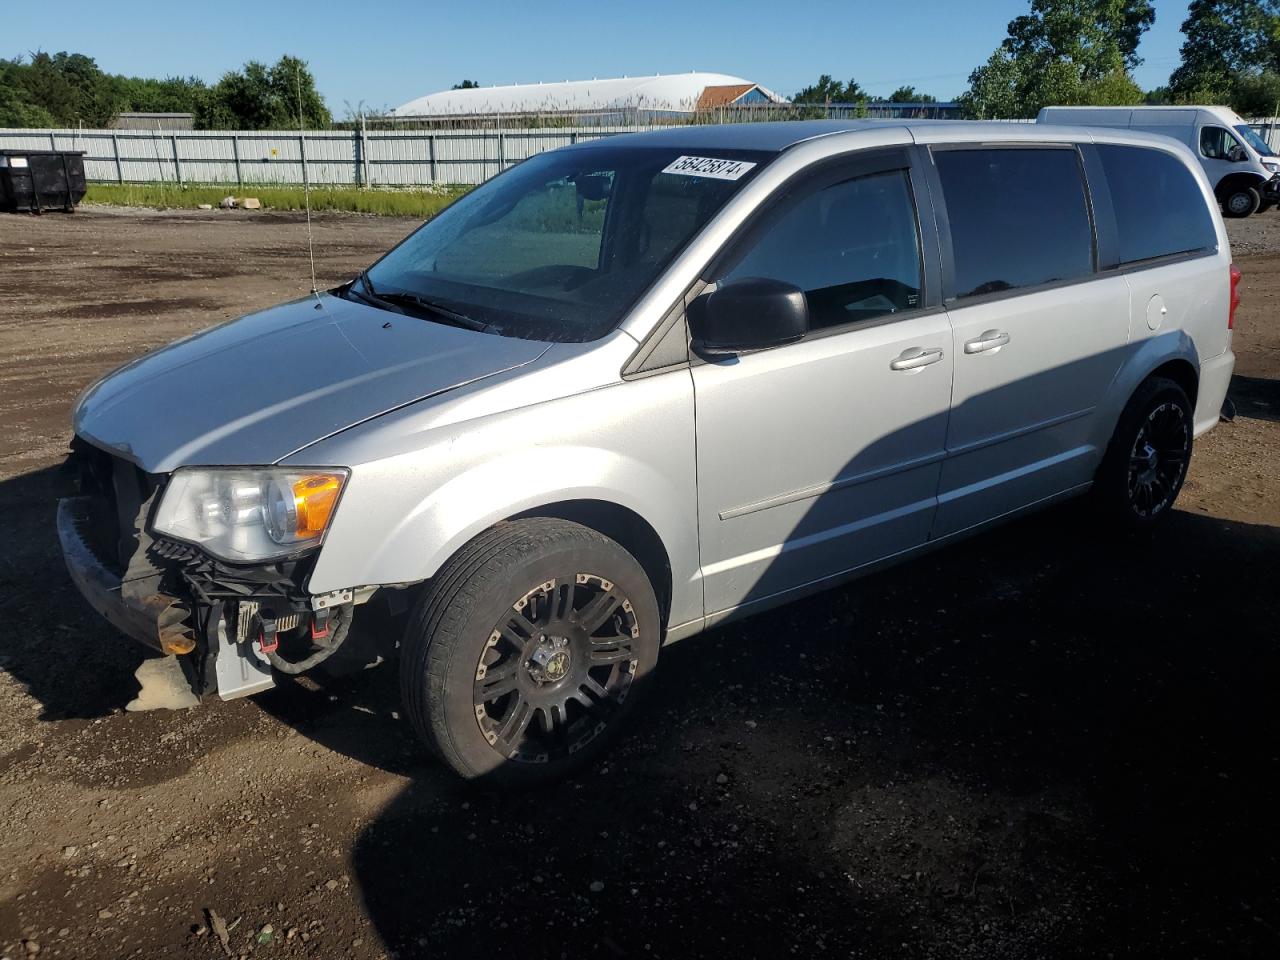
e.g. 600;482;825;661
400;518;660;785
1094;377;1194;527
1223;186;1261;218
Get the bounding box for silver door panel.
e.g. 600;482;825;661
935;276;1131;537
693;312;953;614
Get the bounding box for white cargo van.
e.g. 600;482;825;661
1038;105;1280;217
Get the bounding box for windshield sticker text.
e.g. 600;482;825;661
661;156;757;181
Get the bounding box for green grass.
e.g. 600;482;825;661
84;182;472;217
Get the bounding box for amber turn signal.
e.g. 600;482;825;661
292;473;343;537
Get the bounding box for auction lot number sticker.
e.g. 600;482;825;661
661;156;757;181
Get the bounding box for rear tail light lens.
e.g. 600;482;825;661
1229;263;1242;330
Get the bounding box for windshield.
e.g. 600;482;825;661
362;146;770;342
1235;124;1276;157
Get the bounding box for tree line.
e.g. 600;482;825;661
793;0;1280;119
0;52;330;129
8;3;1280;130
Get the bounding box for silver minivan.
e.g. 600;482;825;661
1038;105;1280;217
58;121;1237;784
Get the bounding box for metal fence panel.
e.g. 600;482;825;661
0;126;649;186
10;120;1280;187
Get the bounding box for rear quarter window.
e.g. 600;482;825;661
1095;144;1218;264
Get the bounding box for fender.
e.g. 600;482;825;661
365;445;689;588
1214;170;1267;202
1087;328;1200;459
296;367;704;630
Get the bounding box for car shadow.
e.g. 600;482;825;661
1229;373;1279;422
256;498;1280;957
0;464;156;720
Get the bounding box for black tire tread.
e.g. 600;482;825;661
1223;185;1261;218
1094;375;1192;526
400;518;631;780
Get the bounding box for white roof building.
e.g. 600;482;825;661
392;72;785;119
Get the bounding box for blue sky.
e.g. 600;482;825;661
6;0;1191;114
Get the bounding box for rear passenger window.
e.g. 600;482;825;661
722;169;922;330
1095;144;1217;264
935;148;1094;298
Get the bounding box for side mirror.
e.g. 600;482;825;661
1229;146;1249;163
689;278;808;357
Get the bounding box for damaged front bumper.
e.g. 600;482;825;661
57;497;194;654
57;440;371;703
57;496;277;700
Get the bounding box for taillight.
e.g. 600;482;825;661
1229;262;1242;330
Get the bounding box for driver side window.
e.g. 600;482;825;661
1200;126;1244;161
720;169;922;331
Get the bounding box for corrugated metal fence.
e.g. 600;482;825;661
0;126;649;186
4;119;1280;187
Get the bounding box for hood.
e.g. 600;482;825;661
74;293;549;473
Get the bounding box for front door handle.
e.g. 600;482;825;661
890;347;945;371
964;329;1011;354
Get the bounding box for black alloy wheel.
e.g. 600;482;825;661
1126;400;1192;519
1095;375;1194;527
400;518;660;784
473;573;640;763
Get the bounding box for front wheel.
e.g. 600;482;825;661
400;518;661;785
1094;376;1194;527
1223;186;1261;218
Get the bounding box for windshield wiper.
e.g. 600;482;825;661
350;272;487;332
374;291;489;332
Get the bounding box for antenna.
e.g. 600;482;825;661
296;65;319;297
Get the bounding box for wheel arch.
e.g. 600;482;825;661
1146;357;1199;405
1214;170;1267;202
1092;333;1201;463
509;500;674;630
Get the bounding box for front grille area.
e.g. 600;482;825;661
64;437;164;578
64;437;320;616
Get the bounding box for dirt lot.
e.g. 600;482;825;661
0;206;1276;960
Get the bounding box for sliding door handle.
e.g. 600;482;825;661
890;347;945;371
964;330;1011;354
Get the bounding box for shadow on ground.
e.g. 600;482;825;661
4;444;1278;957
1230;374;1280;423
260;500;1280;958
0;465;152;721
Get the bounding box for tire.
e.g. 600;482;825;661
1223;185;1261;218
400;518;661;785
1094;376;1194;527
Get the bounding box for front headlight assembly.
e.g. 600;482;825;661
152;468;349;563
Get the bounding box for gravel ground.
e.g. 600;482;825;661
0;206;1276;960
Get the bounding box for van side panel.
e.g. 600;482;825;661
1079;132;1234;445
1085;131;1233;362
1039;108;1204;150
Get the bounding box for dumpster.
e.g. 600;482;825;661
0;150;88;213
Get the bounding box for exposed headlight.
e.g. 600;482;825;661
152;467;348;563
1264;159;1280;173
